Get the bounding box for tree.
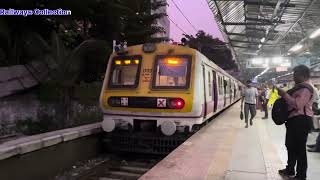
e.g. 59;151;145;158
183;31;237;70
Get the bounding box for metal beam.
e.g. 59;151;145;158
246;27;279;33
232;45;251;49
214;0;295;8
244;1;295;7
245;17;285;24
223;22;273;26
278;0;318;43
209;0;240;67
227;32;247;36
226;32;264;38
232;45;259;50
230;39;262;44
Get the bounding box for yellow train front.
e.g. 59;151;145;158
100;43;242;152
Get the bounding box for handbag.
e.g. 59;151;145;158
240;111;244;120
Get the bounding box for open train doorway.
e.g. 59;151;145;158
212;71;218;112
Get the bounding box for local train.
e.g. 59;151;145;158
99;43;244;137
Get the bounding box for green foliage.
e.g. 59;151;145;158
184;31;237;70
74;82;103;104
16;116;59;136
0;0;167;67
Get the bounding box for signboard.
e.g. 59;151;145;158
157;98;166;108
246;57;291;69
276;66;288;72
142;68;152;82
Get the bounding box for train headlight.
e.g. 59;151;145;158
169;98;185;109
143;43;156;53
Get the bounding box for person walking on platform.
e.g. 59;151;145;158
241;80;258;128
277;65;314;180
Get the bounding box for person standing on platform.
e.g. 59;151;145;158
241;80;258;128
261;85;269;119
267;85;279;108
278;65;314;180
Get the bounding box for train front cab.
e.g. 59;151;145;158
100;44;205;136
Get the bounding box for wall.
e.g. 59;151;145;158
0;58;57;98
0;92;102;137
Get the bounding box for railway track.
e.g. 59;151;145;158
54;154;162;180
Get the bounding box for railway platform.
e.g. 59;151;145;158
140;102;320;180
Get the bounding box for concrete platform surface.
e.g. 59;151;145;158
0;122;102;160
140;103;320;180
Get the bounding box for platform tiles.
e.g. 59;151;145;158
140;103;320;180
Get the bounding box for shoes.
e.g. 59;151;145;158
312;128;320;132
307;147;320;152
250;121;253;126
307;144;316;148
245;124;248;128
288;176;306;180
278;168;295;177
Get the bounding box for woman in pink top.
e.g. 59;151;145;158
277;65;313;180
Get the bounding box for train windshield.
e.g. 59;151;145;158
108;56;142;88
152;55;191;89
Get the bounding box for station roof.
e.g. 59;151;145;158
207;0;320;79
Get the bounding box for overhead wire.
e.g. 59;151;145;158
168;16;188;35
170;0;198;32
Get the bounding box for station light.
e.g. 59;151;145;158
280;62;291;67
251;58;263;64
134;60;140;64
289;44;303;52
309;28;320;39
305;51;311;55
260;37;266;43
271;57;283;64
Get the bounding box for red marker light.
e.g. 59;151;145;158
170;98;185;109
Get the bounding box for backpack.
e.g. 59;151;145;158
272;83;313;125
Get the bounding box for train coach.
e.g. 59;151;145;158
100;43;243;137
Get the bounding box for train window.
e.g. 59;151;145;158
208;71;212;96
108;55;142;88
152;55;192;89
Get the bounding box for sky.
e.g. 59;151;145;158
167;0;224;42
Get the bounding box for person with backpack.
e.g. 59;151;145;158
241;80;258;128
277;65;314;180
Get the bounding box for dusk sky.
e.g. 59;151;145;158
167;0;224;42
